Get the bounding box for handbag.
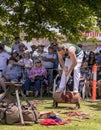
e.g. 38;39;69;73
0;103;39;125
35;76;44;81
0;104;20;124
22;105;39;123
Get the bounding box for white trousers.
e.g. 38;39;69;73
59;51;84;92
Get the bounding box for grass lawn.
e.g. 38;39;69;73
0;97;101;130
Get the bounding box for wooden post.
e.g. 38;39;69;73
15;88;24;125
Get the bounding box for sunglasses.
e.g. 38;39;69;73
36;62;41;63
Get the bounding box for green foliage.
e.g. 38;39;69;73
0;0;101;44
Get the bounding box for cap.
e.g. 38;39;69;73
48;46;53;49
38;43;45;47
19;43;25;47
12;50;18;53
24;50;30;54
34;59;42;63
31;45;36;48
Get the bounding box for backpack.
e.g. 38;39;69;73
0;103;39;125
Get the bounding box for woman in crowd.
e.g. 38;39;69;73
23;59;47;97
11;50;19;62
88;51;96;70
19;50;33;79
79;60;91;98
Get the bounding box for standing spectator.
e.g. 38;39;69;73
52;43;59;70
96;51;101;66
18;43;26;57
0;45;11;71
96;66;101;98
30;44;37;60
56;43;84;93
33;44;46;60
12;37;20;54
0;42;6;51
43;46;56;69
43;46;57;88
51;43;59;79
88;51;96;70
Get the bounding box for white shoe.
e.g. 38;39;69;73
73;90;78;93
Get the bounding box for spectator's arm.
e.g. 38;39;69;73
41;66;47;77
2;72;10;80
29;69;35;80
42;56;55;62
16;61;25;66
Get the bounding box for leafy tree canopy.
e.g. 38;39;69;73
0;0;101;43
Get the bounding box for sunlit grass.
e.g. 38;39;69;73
0;97;101;130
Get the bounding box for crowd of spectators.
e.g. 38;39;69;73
0;37;101;99
0;37;59;97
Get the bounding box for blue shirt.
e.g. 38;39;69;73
4;66;19;81
96;55;101;66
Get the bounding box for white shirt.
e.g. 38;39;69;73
43;53;56;68
20;58;33;67
0;52;11;71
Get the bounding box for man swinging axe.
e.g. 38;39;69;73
56;43;84;93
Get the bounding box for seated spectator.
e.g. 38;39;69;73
23;59;47;97
79;61;91;98
67;75;74;91
53;68;63;92
0;58;21;92
11;50;19;62
19;50;33;79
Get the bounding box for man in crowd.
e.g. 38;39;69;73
0;44;11;72
12;36;20;54
43;46;57;88
57;43;84;93
33;44;46;61
0;58;20;91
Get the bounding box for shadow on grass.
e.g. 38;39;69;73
44;104;76;110
20;96;53;102
85;102;101;111
44;106;67;109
